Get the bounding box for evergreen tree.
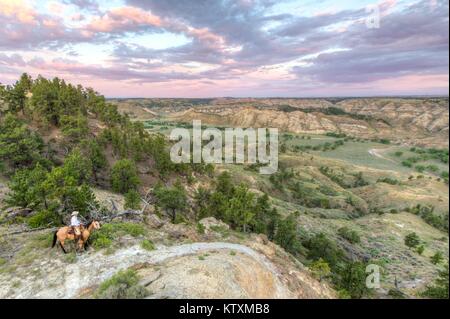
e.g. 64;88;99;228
422;264;449;299
62;148;93;185
154;182;187;222
430;251;444;265
6;164;49;209
306;233;344;268
0;73;32;114
404;232;421;249
111;159;140;194
82;139;107;183
194;187;211;219
338;261;370;299
253;194;280;240
224;184;255;232
124;190;141;210
274;213;301;254
0;114;44;169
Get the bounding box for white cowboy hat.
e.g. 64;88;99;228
71;211;79;216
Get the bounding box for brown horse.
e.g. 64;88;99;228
77;220;101;251
52;220;101;253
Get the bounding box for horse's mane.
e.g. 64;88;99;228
85;220;93;228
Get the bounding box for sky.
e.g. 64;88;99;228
0;0;448;97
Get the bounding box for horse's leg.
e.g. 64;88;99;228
76;239;84;253
60;240;67;254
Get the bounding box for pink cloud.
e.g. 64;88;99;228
0;0;38;25
83;6;162;33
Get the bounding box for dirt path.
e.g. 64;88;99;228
0;242;293;299
368;148;396;163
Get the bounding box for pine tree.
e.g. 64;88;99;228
154;182;187;223
274;213;300;254
404;232;421;249
0;114;44;169
124;190;141;210
338;261;370;299
430;251;444;265
111;159;140;194
422;264;449;299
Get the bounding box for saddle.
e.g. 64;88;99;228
68;226;83;237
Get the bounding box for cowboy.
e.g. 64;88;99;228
70;211;82;237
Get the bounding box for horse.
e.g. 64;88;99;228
77;220;101;251
52;220;101;253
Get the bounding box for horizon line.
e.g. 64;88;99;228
106;94;450;100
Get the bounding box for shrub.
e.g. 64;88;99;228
27;209;60;228
404;232;420;249
89;222;146;248
309;258;331;281
401;160;413;168
377;177;400;185
415;165;426;173
338;227;361;244
426;165;439;172
95;269;148;299
305;233;345;269
416;245;425;255
421;264;449;299
431;252;444;265
337;261;371;299
196;222;206;234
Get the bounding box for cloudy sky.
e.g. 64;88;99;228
0;0;448;97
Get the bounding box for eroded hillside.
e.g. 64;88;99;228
164;98;448;148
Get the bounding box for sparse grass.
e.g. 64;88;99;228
210;225;230;237
198;253;209;260
65;252;77;264
141;239;155;251
196;222;206;234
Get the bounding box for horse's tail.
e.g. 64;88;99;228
52;231;57;248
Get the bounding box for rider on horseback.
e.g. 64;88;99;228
70;211;82;237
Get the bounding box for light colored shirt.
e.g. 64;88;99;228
70;216;81;227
